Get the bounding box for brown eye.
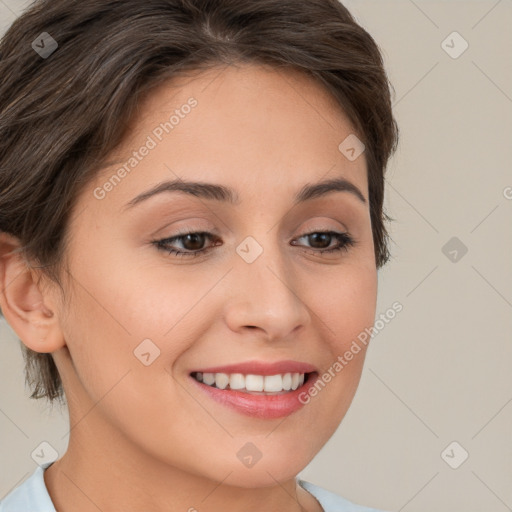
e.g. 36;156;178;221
307;232;333;249
180;233;207;251
291;231;356;254
153;230;355;259
153;231;218;258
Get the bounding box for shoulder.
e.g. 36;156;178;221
0;464;56;512
298;479;389;512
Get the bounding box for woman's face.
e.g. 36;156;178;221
53;63;377;486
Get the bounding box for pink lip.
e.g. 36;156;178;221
191;360;317;376
189;367;319;420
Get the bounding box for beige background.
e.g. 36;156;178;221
1;1;511;510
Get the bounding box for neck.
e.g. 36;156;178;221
43;413;320;512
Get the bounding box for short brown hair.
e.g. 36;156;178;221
0;0;399;403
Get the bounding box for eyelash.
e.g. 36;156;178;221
152;230;356;258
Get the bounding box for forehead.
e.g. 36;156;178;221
134;62;352;131
83;62;367;217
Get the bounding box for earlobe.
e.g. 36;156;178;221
0;232;66;353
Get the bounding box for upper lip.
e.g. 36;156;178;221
191;360;317;376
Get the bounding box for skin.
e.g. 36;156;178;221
0;62;377;512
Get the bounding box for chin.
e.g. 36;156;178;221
219;463;305;488
213;446;314;488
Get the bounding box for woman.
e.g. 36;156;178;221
0;0;398;510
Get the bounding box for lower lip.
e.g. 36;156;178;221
190;373;319;419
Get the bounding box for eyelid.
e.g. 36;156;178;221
156;216;350;240
295;221;349;238
154;221;219;238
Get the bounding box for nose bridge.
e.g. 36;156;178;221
224;232;310;339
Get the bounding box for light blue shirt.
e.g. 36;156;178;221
0;462;387;512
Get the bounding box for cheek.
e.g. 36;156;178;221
302;261;377;419
313;260;377;346
59;244;224;413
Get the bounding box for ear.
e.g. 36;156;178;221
0;232;66;353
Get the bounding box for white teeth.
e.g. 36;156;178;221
215;373;229;390
203;373;215;386
194;372;308;393
264;374;284;392
245;374;264;392
229;373;245;390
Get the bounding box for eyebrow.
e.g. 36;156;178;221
123;176;366;210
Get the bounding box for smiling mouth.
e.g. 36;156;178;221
190;371;316;395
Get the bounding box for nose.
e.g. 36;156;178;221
223;244;311;342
